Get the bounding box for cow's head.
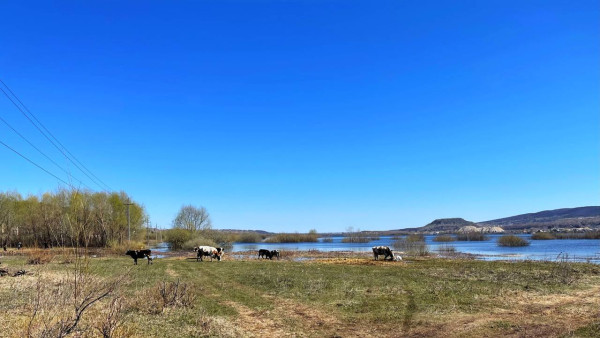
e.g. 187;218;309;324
125;250;135;256
193;247;199;252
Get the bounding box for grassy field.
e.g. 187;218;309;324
1;249;600;337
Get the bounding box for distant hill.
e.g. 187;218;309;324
420;218;477;232
480;206;600;230
219;229;273;235
392;206;600;233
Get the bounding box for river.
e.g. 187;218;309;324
230;234;600;263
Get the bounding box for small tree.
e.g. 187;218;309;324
173;205;212;233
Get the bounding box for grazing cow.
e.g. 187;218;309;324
258;249;272;259
194;246;222;262
126;249;153;265
372;246;394;261
271;250;280;259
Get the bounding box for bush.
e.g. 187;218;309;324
531;232;556;240
433;235;455;242
321;237;333;243
497;235;529;247
27;250;55;265
393;235;429;256
456;232;488;241
165;229;192;250
235;232;262;243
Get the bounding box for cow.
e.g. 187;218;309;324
258;249;280;260
126;249;153;265
194;246;222;262
258;249;272;259
372;246;394;261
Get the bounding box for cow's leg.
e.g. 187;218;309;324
134;258;138;265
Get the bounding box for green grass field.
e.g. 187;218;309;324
1;250;600;337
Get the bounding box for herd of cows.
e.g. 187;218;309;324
125;245;400;264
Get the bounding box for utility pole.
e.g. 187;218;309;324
125;201;133;243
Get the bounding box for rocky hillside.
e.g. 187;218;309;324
481;206;600;230
420;218;477;232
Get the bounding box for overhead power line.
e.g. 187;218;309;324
0;80;113;191
0;138;79;190
0;113;94;191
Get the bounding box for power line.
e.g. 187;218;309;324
0;138;79;190
0;82;113;191
0;112;94;191
1;80;114;191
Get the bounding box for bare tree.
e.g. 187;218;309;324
173;205;212;232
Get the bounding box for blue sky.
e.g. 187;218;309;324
0;1;598;232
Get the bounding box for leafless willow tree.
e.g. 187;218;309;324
172;205;212;232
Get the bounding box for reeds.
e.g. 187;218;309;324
393;234;429;256
456;232;488;241
264;233;318;243
497;235;529;247
531;232;556;240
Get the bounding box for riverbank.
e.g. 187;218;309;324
1;249;600;337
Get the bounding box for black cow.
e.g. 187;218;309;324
372;246;394;261
258;249;272;259
258;249;280;260
126;249;153;265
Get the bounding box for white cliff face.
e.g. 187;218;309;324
457;225;504;233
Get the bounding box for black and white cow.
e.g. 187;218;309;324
194;246;222;262
126;249;153;265
372;246;394;261
270;250;280;260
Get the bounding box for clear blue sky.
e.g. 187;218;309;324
1;1;598;232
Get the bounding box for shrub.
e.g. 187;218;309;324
27;250;55;265
321;237;333;243
393;235;429;256
456;232;488;241
433;235;455;242
235;232;262;243
165;229;192;250
497;235;529;247
531;232;556;240
156;279;196;309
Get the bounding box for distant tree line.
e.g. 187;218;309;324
0;189;146;248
